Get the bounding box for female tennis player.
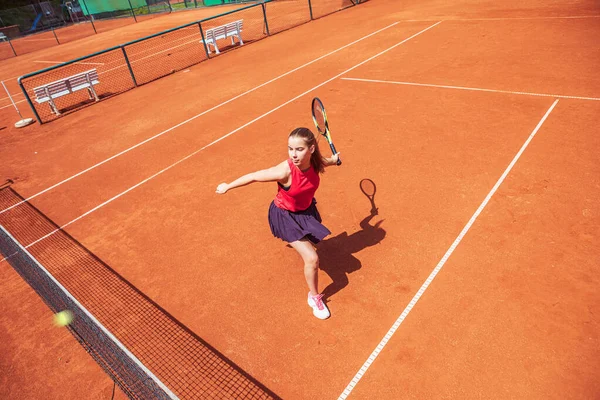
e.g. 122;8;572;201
216;127;340;319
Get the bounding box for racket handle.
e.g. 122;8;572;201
329;143;342;165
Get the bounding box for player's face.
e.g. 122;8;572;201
288;136;314;168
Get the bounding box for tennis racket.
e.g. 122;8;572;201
311;97;341;165
360;178;378;215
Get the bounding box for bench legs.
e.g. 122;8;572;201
44;86;98;116
201;39;220;55
202;33;244;56
48;99;61;115
87;86;99;102
230;35;243;46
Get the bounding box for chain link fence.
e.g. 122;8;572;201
19;46;136;122
125;21;208;85
19;0;365;123
0;0;237;61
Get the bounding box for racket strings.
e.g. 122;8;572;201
312;103;326;134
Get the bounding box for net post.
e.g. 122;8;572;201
261;2;270;35
307;0;314;20
198;21;210;59
121;46;138;87
18;76;42;124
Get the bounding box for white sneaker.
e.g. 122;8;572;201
307;292;330;320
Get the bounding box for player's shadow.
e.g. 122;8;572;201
318;179;386;300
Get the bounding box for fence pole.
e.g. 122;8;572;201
261;2;270;36
7;36;17;57
126;0;138;22
18;77;42;124
307;0;314;20
80;0;97;34
198;21;210;59
52;26;60;44
121;46;138;87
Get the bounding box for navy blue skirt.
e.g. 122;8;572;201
268;199;331;244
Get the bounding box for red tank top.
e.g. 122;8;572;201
274;159;320;212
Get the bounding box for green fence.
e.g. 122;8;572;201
18;0;365;124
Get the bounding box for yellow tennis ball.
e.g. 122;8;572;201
53;310;74;327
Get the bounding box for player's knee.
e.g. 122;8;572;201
306;253;319;269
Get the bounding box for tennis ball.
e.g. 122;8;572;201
53;310;74;327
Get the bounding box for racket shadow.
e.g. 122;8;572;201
318;201;386;301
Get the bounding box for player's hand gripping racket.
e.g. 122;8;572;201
311;97;341;165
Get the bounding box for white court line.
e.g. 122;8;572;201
0;21;442;254
0;20;404;216
405;15;600;22
341;78;600;101
338;99;560;399
0;92;24;102
0;99;27;110
1;92;22;102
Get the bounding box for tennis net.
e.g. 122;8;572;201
0;185;280;399
0;224;178;400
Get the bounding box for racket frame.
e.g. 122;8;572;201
311;97;341;165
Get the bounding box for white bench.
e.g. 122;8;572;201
0;33;8;42
33;69;100;115
201;19;244;55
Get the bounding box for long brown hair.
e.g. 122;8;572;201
289;127;326;174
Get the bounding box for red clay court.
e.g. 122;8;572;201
1;0;599;399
